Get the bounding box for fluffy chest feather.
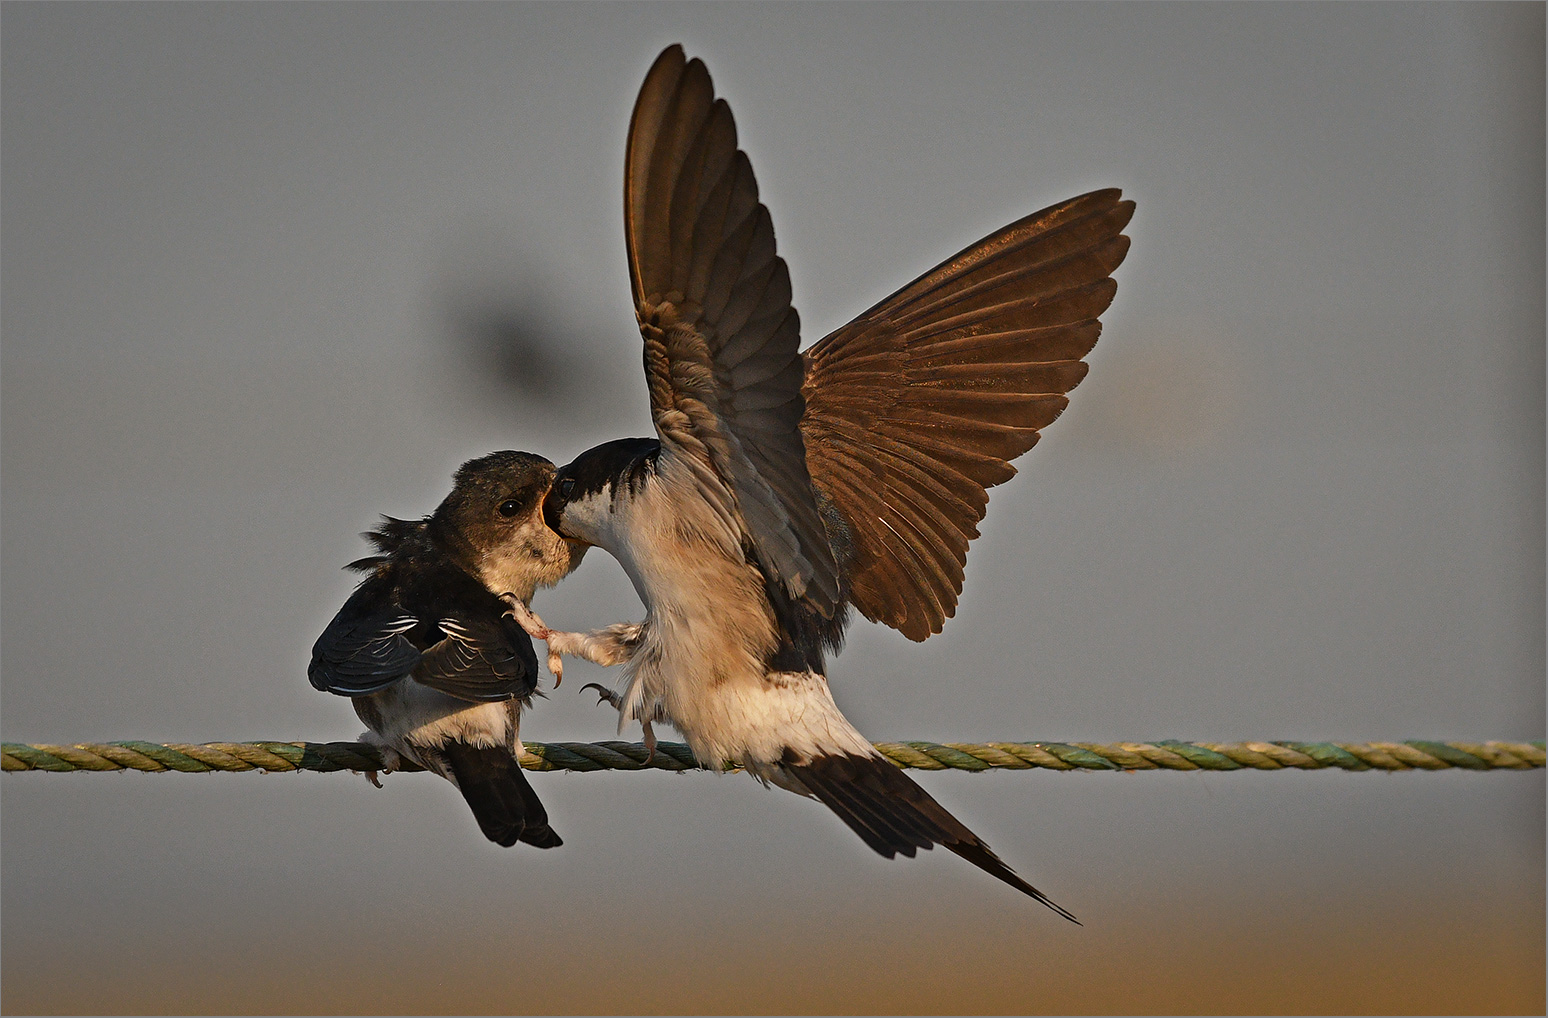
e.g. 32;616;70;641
599;454;778;668
595;457;869;771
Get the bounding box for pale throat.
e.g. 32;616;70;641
475;547;543;602
614;513;779;668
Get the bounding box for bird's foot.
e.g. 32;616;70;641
642;719;657;766
354;735;402;788
501;594;550;639
502;594;565;686
580;682;623;710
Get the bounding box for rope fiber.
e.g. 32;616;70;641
3;739;1542;775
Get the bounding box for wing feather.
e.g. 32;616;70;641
307;589;421;696
414;616;539;703
626;45;840;614
803;189;1134;639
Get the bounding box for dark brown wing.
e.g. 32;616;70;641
307;591;421;696
625;44;840;616
414;615;539;703
802;190;1135;640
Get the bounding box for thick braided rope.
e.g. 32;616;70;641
2;739;1542;774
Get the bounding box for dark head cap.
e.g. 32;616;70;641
544;437;659;538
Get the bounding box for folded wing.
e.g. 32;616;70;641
416;615;540;703
802;190;1135;640
308;592;421;695
309;584;538;702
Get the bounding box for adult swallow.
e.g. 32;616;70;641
511;45;1131;920
310;450;584;848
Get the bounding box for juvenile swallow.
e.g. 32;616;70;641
310;450;584;848
508;46;1132;920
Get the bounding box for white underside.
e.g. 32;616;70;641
581;450;877;782
622;653;876;786
355;679;520;782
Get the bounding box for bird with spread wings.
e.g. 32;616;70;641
509;45;1132;920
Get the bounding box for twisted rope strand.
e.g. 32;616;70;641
3;740;1542;775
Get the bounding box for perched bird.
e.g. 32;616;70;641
510;44;1133;921
310;450;584;849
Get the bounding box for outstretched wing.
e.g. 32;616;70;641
625;44;840;617
414;615;539;703
802;190;1135;640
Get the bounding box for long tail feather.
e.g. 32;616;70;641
785;751;1078;923
442;742;562;850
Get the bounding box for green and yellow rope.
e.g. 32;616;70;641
2;739;1542;775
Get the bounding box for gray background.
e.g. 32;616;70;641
3;3;1542;1012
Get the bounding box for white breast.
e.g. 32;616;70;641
355;681;520;779
602;451;873;776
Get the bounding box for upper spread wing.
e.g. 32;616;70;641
414;615;539;703
802;189;1135;640
625;44;840;616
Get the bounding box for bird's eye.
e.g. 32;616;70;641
498;499;520;518
558;478;576;499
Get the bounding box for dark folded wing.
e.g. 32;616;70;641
802;189;1135;640
308;594;421;696
413;615;539;703
625;44;840;616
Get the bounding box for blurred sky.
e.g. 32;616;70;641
3;3;1543;1013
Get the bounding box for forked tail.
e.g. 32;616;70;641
443;742;562;849
782;750;1078;923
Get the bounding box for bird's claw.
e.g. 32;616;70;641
354;735;401;786
350;769;385;788
577;684;651;762
580;681;623;710
501;593;551;640
503;593;564;685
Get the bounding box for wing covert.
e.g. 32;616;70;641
309;584;538;702
625;44;840;617
308;592;422;696
414;615;539;703
802;189;1135;640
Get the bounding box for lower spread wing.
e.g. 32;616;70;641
802;190;1135;641
625;45;840;617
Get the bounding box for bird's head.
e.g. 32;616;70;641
431;450;586;602
543;437;661;552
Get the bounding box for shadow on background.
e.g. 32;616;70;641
442;296;587;408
